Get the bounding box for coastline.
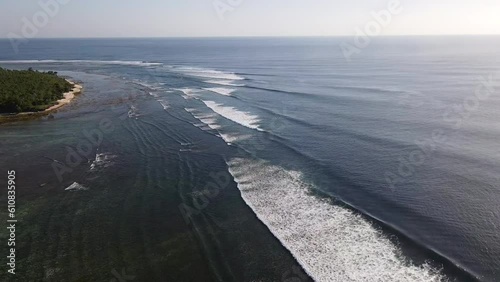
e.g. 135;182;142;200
43;80;83;112
0;79;82;123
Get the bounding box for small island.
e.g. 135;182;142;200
0;67;82;121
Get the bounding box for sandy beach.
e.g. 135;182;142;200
44;80;83;112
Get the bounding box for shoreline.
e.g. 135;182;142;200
43;79;83;112
0;79;82;123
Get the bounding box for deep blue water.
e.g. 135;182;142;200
1;37;499;281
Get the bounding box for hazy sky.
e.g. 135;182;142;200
1;0;500;38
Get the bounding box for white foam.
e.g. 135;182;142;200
90;152;117;171
133;81;163;91
157;99;170;110
174;66;245;81
227;158;445;282
203;87;236;96
184;108;251;145
173;88;200;96
173;88;200;100
184;108;221;130
219;133;250;144
198;115;221;130
128;105;140;119
184;108;251;144
0;60;162;66
205;80;245;87
202;101;262;131
65;182;88;191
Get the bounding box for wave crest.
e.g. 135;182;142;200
227;158;446;282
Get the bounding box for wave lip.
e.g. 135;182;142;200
173;88;200;96
173;66;245;81
218;133;248;144
203;87;236;96
201;100;262;131
227;157;446;282
185;107;252;144
185;108;221;131
173;88;201;100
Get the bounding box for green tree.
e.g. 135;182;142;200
0;67;74;113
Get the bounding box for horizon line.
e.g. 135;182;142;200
1;34;500;40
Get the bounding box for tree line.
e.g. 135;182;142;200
0;68;73;113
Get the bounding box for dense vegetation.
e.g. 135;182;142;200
0;68;73;113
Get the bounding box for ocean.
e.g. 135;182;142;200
0;36;499;281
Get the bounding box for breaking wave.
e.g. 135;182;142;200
172;66;245;81
227;157;446;282
173;88;200;100
185;108;221;131
203;87;236;96
201;101;262;131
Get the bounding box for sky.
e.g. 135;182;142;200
1;0;500;38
